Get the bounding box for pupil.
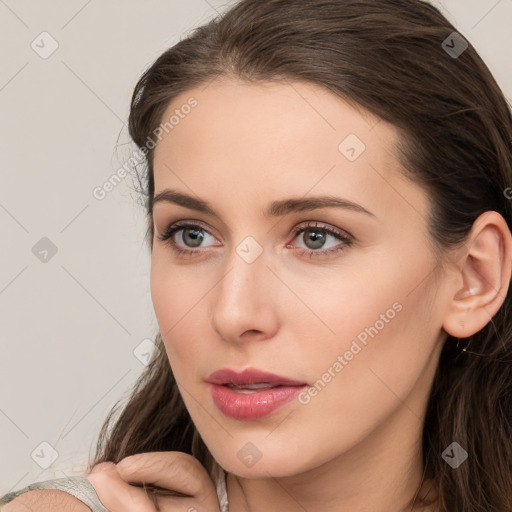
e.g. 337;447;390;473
184;228;204;247
304;229;325;249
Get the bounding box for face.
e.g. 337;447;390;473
150;77;449;479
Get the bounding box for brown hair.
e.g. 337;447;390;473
88;1;512;510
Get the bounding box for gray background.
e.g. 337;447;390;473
1;0;511;493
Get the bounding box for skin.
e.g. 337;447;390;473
86;454;221;512
149;77;512;512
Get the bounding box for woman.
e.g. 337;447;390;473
2;0;512;510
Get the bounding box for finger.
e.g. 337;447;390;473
87;462;159;512
116;452;216;499
152;491;221;512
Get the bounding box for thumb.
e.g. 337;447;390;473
116;451;217;498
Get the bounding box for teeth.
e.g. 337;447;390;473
227;383;277;392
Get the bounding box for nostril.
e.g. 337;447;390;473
241;329;264;338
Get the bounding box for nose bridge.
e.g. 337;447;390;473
218;236;267;308
211;235;276;340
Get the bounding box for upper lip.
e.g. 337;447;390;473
207;367;307;386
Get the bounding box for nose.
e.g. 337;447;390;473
210;242;279;344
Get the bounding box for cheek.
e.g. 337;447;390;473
288;242;439;382
282;264;440;466
150;236;439;385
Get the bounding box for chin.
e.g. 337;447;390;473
207;441;314;480
222;458;302;479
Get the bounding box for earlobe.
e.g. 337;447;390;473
442;211;512;339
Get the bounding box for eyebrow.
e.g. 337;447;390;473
152;189;376;218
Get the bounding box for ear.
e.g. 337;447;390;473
442;211;512;338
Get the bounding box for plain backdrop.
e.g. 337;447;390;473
1;0;511;494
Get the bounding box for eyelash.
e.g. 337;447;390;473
156;220;353;258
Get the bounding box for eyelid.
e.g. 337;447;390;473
157;218;215;238
158;219;354;257
290;221;353;242
287;221;353;256
157;220;220;247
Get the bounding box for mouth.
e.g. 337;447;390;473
206;367;308;420
206;367;308;387
222;382;287;393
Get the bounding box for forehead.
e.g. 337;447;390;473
155;77;385;160
151;77;429;225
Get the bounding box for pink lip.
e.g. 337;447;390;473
207;367;307;386
207;368;307;420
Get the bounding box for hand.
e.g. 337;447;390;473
86;451;221;512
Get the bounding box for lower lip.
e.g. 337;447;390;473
209;383;306;420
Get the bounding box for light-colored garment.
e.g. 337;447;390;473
0;476;109;511
0;461;229;511
211;459;229;511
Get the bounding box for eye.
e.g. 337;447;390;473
289;221;353;257
157;221;219;256
157;220;353;259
